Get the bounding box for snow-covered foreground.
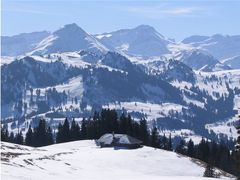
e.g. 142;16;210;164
1;141;234;180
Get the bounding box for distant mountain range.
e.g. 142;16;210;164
1;31;50;56
2;23;240;70
95;25;172;57
1;23;240;143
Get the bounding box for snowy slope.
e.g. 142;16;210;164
1;141;234;180
30;23;108;55
182;34;240;60
1;31;50;56
1;56;17;66
96;25;173;57
221;55;240;69
195;69;240;98
205;116;239;139
103;101;184;121
179;50;231;72
2;51;239;142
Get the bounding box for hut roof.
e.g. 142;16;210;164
97;133;142;145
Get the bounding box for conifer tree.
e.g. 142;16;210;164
14;131;24;145
151;127;159;148
176;139;186;155
9;132;15;143
62;118;70;142
1;127;9;142
1;127;5;141
139;118;149;145
167;134;172;151
187;139;195;157
25;125;33;146
33;119;53;147
81;117;87;139
46;126;54;145
126;114;133;136
161;134;168;150
56;118;71;143
234;112;240;178
70;119;81;141
56;123;63;143
198;138;210;162
119;113;127;134
34;119;47;147
204;164;215;177
92;112;100;138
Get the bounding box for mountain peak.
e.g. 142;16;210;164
54;23;86;35
134;24;156;31
30;23;108;55
63;23;79;28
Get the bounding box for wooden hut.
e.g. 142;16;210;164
97;133;143;149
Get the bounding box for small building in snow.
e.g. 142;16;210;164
97;133;143;149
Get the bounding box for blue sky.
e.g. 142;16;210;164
1;0;240;40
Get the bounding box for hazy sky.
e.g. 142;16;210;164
1;0;240;40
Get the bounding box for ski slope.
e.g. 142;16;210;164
1;141;234;180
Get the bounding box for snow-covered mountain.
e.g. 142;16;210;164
1;31;50;56
30;23;108;55
179;50;231;72
2;50;239;143
182;34;240;60
221;55;240;69
1;141;235;180
2;24;240;71
96;25;173;57
1;23;240;143
95;27;240;71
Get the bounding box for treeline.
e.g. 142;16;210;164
1;108;239;177
56;109;151;144
234;113;240;179
0;109;170;148
1;129;24;145
175;138;236;176
1;120;53;147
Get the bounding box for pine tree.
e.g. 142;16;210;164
9;132;15;143
104;109;119;134
1;127;9;142
198;138;210;162
203;164;215;177
81;117;87;139
56;118;71;143
119;113;127;134
92;112;100;138
187;139;195;157
25;125;33;146
126;114;133;136
139;118;149;145
56;123;63;143
210;140;218;165
1;127;5;141
167;134;172;151
70;119;81;141
161;134;168;150
62;118;70;142
176;139;186;155
234;112;240;178
46;126;54;145
14;131;23;145
34;119;47;147
151;127;159;148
